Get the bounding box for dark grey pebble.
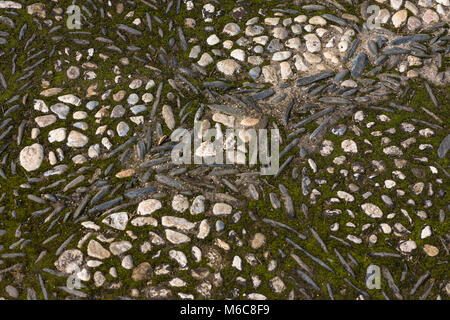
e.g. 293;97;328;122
106;136;138;159
381;266;403;300
423;80;439;108
88;196;124;214
275;155;294;177
383;47;410;55
203;81;227;89
333;69;349;82
286;238;334;272
368;252;402;258
344;278;370;298
155;174;183;188
296;269;320;291
125;186;158;199
390;34;430;45
302;5;325;10
437;134;450;159
310;228;328;254
263;220;306;240
310;115;332;139
297;70;334;87
269;193;281;209
344;39;360;63
117;24;142;36
351;52;368;78
335;248;355;278
368;40;378;55
252;88;275;101
293;106;334;129
279;184;295;218
279;138;299;159
322;14;346;26
208;104;245;115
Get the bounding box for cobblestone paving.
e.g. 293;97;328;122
0;0;449;300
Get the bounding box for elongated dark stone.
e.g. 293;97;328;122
326;283;334;300
208;104;245;115
311;228;328;254
302;4;325;10
381;266;403;300
155;174;183;188
32;207;51;217
344;39;360;63
240;96;261;113
286;238;335;273
275;155;294;178
423;80;439;108
437;134;450;159
344;278;370;298
107;136;138;158
88;196;124;214
411;118;443;130
310;115;332;139
0;72;7;89
297;70;334;87
351;52;368;78
90;186;110;205
208;169;239;176
177;73;199;94
419;281;435;300
150;142;176;153
0;15;14;28
333;69;349;82
203;81;227;89
322;13;346;26
73;194;91;219
177;27;187;51
151;81;164;118
388;103;414;112
124;186;157;199
279;138;299;159
117;24;142;36
390;34;430;45
282;99;294;126
368;252;402;258
383;47;410;54
252;88;275;101
293;106;334;129
262;219;306;240
410;271;430;296
296;269;320;291
0;125;13;141
58;286;88;298
55;234;76;256
279;183;295;218
367;40;378;55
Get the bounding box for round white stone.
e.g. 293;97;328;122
19;143;44;172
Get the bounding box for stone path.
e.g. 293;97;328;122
0;0;448;300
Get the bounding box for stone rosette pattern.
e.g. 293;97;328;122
0;0;448;300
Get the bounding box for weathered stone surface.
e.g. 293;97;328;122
87;240;111;259
19;143;44;172
361;203;384;218
138;199;162;215
54;249;84;274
